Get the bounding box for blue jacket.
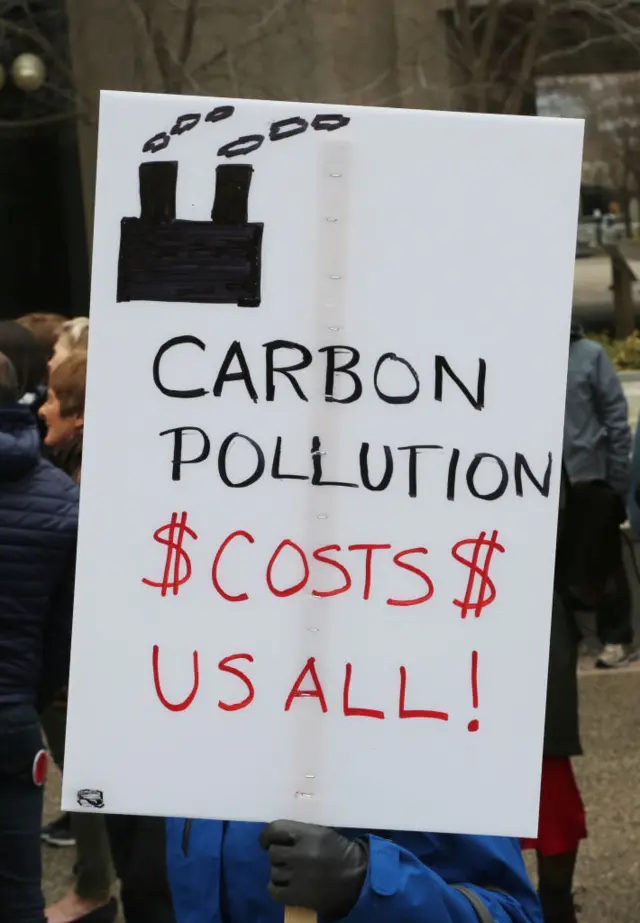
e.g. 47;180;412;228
0;405;78;708
563;324;630;497
166;819;542;923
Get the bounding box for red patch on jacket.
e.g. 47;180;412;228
32;750;48;787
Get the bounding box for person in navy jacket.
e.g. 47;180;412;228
165;818;542;923
0;349;78;923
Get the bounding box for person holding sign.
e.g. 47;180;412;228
165;818;541;922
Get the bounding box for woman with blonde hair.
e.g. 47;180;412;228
39;353;117;923
39;353;86;484
49;318;89;373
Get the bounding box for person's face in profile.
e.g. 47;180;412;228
38;388;83;447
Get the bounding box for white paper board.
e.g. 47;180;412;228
62;91;583;837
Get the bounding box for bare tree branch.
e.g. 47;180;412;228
190;0;301;80
417;0;640;114
454;0;477;71
128;0;200;93
368;83;417;108
178;0;199;68
503;0;551;114
537;28;640;68
477;0;501;78
336;68;392;104
226;49;240;97
486;19;531;88
0;109;81;129
6;0;640;136
127;0;172;90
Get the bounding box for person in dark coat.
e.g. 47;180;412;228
563;321;632;667
0;350;79;923
522;477;586;923
37;353;117;923
39;352;171;923
0;320;48;443
15;313;66;364
522;595;585;923
0;321;47;397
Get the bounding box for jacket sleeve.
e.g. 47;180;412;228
342;836;539;923
38;544;76;711
591;347;631;496
628;413;640;536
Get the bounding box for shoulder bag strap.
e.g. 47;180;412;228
452;884;495;923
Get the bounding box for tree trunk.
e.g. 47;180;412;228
306;0;400;105
617;185;632;238
609;247;636;338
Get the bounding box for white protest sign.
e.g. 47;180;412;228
63;91;583;837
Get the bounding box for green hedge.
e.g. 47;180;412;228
588;333;640;370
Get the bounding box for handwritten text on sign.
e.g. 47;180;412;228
143;333;545;731
146;516;499;730
152;337;551;496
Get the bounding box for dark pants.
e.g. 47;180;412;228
596;542;633;646
0;704;46;923
106;815;176;923
559;481;633;646
538;851;578;923
41;700;113;899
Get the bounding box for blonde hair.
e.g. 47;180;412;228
50;352;87;418
58;317;89;353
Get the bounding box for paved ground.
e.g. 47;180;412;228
42;774;68;905
527;667;640;923
42;664;640;923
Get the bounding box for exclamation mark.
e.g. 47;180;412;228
467;650;479;732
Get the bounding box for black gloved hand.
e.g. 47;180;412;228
260;820;368;919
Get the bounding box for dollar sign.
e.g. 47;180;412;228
142;512;198;597
452;530;505;618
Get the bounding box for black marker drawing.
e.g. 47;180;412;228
270;117;308;141
311;114;350;132
143;132;171;155
142;108;350;156
117;161;264;307
206;105;234;124
218;135;264;159
77;788;105;809
171;113;201;135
